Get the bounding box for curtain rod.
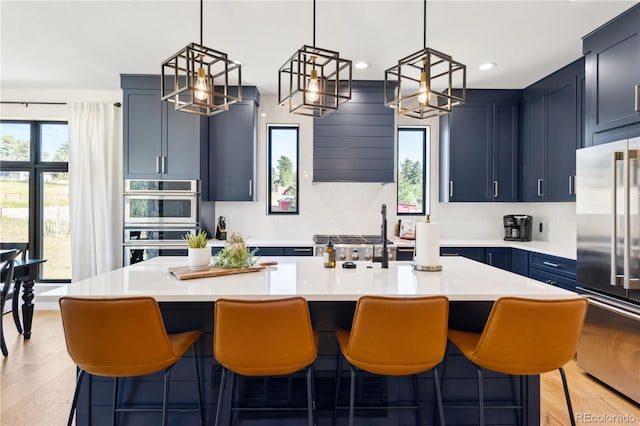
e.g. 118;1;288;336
0;101;122;107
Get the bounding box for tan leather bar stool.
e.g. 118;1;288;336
446;296;588;426
213;297;318;426
59;296;203;426
333;295;449;426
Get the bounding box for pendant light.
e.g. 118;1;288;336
384;0;466;119
161;0;242;116
278;0;352;118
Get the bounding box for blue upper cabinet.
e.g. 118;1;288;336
121;75;203;180
440;90;520;202
313;81;394;183
583;3;640;144
519;58;584;202
204;88;259;201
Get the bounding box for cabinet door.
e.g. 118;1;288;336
511;248;529;276
485;248;511;271
492;102;518;202
448;103;492;201
123;90;162;179
163;104;201;179
584;5;640;136
520;94;546;201
545;79;577;201
208;101;257;201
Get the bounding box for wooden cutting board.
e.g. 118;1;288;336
169;265;266;280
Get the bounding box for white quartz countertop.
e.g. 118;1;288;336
390;238;576;260
40;256;578;303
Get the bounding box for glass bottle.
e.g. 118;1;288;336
324;239;336;268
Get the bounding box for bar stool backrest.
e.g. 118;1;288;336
214;297;317;376
59;297;180;377
343;295;449;375
469;297;588;375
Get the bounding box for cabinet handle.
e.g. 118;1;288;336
635;84;639;112
449;181;454;198
155;156;161;174
442;253;459;256
488;252;493;265
249;179;253;197
537;179;543;197
161;156;167;173
568;175;576;195
397;248;415;253
493;180;498;198
293;248;312;252
543;261;559;268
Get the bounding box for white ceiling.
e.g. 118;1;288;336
1;1;637;95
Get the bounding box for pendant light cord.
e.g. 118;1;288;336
200;0;203;46
312;0;316;47
423;0;427;48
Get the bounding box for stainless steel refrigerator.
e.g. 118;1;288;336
576;138;640;403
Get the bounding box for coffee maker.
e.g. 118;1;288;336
503;215;532;241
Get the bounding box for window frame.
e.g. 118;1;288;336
0;120;70;282
396;126;429;216
267;125;300;215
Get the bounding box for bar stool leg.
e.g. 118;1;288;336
68;369;86;426
192;344;204;425
433;367;445;426
306;366;315;426
112;377;119;426
332;355;344;426
477;368;485;426
348;365;356;426
214;367;227;426
162;365;174;426
12;281;22;334
559;368;576;426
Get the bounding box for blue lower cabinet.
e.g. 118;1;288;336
440;247;486;263
511;249;529;276
485;248;512;271
528;252;577;291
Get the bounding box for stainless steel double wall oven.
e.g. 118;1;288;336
123;179;199;265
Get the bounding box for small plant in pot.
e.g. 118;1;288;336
184;230;210;270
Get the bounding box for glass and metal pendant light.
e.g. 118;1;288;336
161;0;242;116
278;0;352;117
384;0;466;119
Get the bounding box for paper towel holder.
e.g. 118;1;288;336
413;215;442;271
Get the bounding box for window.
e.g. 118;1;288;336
397;127;429;215
0;121;70;281
268;126;299;214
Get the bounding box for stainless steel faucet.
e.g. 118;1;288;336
372;204;389;268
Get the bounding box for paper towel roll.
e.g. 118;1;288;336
414;222;441;269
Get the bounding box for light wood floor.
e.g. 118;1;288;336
1;311;639;425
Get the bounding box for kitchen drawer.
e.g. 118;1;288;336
284;247;314;256
396;247;415;261
250;247;284;256
529;269;577;292
440;247;485;263
529;252;576;279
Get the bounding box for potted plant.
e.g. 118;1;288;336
183;230;210;270
213;232;257;269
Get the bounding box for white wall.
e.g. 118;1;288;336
213;94;577;246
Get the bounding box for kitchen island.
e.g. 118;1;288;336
41;256;578;426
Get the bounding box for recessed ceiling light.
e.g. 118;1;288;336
479;62;497;71
354;61;369;70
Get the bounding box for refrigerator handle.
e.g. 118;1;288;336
612;151;623;286
624;150;640;290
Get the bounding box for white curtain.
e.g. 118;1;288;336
68;102;122;282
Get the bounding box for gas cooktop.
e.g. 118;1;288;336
313;234;393;245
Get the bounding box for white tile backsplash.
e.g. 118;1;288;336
208;94;577;246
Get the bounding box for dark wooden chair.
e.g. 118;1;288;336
0;242;28;334
1;249;18;356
